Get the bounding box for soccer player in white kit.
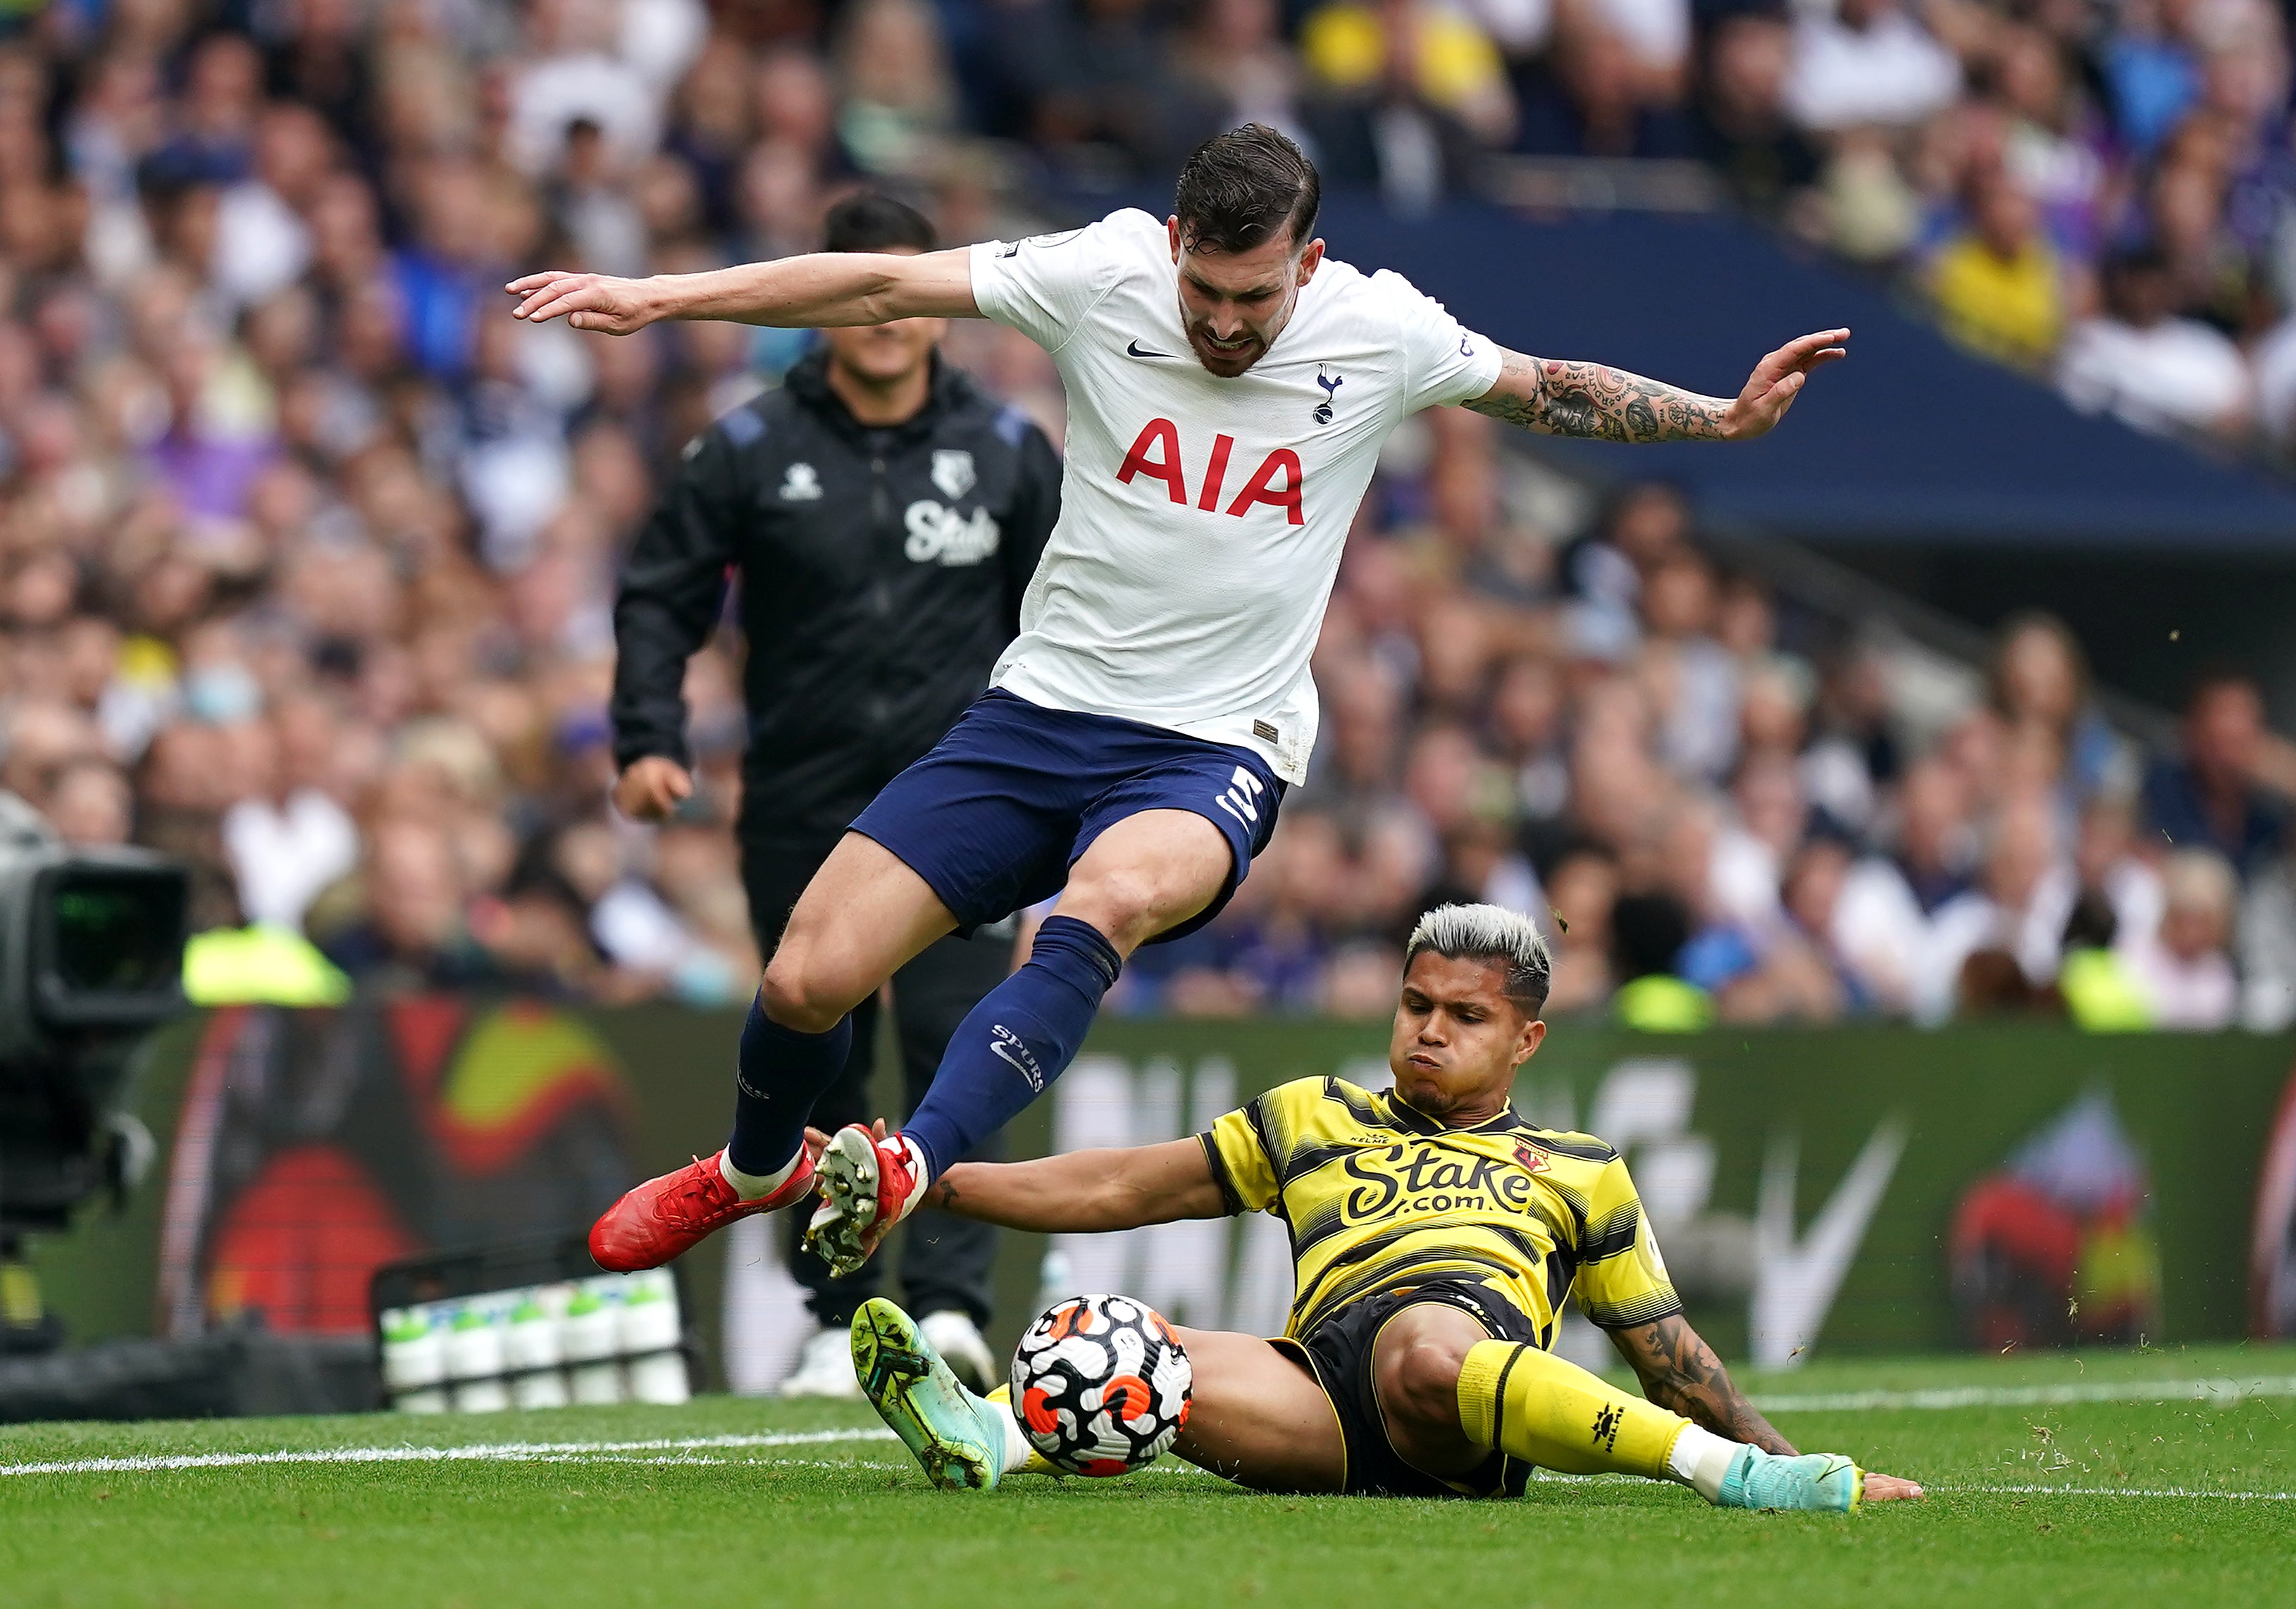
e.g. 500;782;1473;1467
509;127;1849;1281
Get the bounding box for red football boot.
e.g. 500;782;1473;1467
804;1126;926;1278
589;1149;816;1273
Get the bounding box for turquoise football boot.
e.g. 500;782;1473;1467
851;1298;1006;1491
1716;1448;1865;1512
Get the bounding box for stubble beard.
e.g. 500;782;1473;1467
1186;325;1264;378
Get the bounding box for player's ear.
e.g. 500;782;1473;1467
1510;1016;1546;1069
1296;238;1325;283
1167;216;1183;264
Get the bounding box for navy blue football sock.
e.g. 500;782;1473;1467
905;915;1122;1178
726;990;852;1178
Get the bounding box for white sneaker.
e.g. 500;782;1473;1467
918;1309;998;1396
777;1325;863;1398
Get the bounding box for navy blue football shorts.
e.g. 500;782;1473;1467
848;690;1285;943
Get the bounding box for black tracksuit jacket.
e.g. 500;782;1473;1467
610;349;1062;842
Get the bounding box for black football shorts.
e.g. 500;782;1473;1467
1271;1278;1541;1498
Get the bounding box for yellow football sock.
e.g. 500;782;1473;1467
985;1383;1062;1476
1456;1340;1687;1479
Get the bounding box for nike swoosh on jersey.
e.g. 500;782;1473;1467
1126;339;1177;359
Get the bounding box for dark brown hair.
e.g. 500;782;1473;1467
823;192;938;254
1173;124;1320;256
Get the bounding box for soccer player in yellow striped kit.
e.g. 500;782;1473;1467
850;902;1923;1509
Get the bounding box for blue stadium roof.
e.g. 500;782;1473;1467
1314;197;2296;552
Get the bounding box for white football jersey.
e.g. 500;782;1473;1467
968;209;1501;784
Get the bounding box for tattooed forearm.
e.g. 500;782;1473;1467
1465;348;1732;442
1610;1315;1795;1454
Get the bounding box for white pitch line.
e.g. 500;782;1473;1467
1947;1482;2296;1503
1750;1374;2296;1413
8;1374;2294;1481
4;1435;2290;1504
0;1427;898;1478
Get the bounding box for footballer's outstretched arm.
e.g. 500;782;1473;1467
1607;1313;1796;1455
924;1138;1229;1232
1465;330;1850;444
505;247;979;335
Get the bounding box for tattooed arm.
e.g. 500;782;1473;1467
1606;1314;1796;1455
1463;329;1851;443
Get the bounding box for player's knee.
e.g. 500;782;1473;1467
759;941;855;1033
1056;871;1165;952
1374;1334;1474;1444
1065;860;1221;953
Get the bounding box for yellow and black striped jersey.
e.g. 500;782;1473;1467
1198;1076;1681;1343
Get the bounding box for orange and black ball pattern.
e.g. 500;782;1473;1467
1010;1294;1192;1476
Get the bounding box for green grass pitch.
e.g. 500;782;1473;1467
3;1343;2292;1607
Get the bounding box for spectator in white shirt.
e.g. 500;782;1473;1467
1596;0;1693;88
2074;791;2164;950
2239;849;2296;1030
1923;791;2075;1022
1831;754;1978;1010
1720;833;1858;1021
221;695;361;933
2250;306;2296;456
1713;746;1806;931
1639;548;1741;784
2058;244;2253;442
1787;0;1962;132
2124;848;2240;1029
211;104;332;311
509;0;669;176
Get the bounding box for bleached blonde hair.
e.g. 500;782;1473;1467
1403;903;1552;1014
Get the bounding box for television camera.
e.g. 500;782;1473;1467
0;791;188;1351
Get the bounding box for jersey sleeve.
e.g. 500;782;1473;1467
610;413;750;768
1570;1155;1684;1331
1377;270;1504;414
1196;1091;1290;1216
967;215;1134;354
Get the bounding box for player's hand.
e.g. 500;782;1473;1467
1720;328;1849;441
506;270;664;334
1863;1472;1925;1501
613;756;694;821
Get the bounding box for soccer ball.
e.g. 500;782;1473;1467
1009;1294;1192;1476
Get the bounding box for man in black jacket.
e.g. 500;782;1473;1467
608;194;1060;1394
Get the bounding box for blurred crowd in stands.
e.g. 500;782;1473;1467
0;0;2293;1026
1143;462;2296;1031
